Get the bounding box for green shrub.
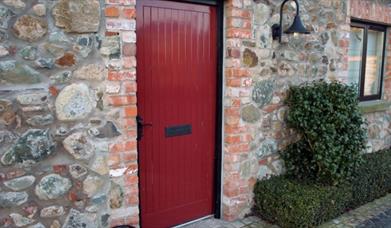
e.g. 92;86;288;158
282;81;367;184
253;176;352;228
350;150;391;208
254;149;391;227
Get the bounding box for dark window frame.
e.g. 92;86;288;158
350;20;387;101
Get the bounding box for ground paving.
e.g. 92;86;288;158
182;193;391;228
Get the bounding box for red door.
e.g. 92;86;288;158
137;1;217;227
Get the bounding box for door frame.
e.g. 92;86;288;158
135;0;224;224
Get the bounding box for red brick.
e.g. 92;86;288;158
226;48;241;58
124;106;137;117
105;31;120;36
105;6;120;17
231;98;241;107
123;57;137;68
123;81;137;93
122;151;137;162
225;144;249;153
126;193;139;205
126;129;137;138
123;43;136;56
226;28;251;39
223;183;239;197
227;79;241;87
226;8;251;19
108;153;121;167
225;68;250;78
122;118;137;129
225;107;240;116
126;216;139;226
225;135;241;144
124;175;138;186
123;7;136;19
108;70;136;81
124;141;137;151
109;218;126;228
108;95;136;106
226;0;243;8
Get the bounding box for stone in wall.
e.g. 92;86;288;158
241;104;260;123
35;174;72;200
4;175;35;191
74;35;94;58
0;99;16;125
50;70;72;84
0;60;41;84
16;91;48;106
243;48;258;67
100;35;121;59
63;132;94;160
73;64;106;81
257;139;277;158
254;3;271;25
26;114;54;127
109;182;124;209
83;175;104;198
0;191;28;208
252;80;274;108
0;29;7;42
62;209;96;228
52;0;101;33
10;213;35;227
55;52;76;67
32;4;46;17
18;46;38;60
0;45;9;57
12;15;47;42
55;83;95;121
28;223;46;228
69;163;88;179
3;0;26;9
93;121;121;138
40;205;65;218
0;6;15;29
1;129;56;165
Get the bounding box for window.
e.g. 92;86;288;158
348;21;387;101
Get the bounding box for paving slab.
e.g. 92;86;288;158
183;193;391;228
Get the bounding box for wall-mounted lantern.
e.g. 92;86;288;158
271;0;310;43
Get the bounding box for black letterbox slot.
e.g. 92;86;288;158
165;124;192;137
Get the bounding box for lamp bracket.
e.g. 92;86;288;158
272;24;281;40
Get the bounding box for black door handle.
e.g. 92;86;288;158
136;115;152;141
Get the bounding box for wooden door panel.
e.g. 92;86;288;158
137;1;217;227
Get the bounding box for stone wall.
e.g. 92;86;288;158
222;0;391;221
0;0;138;227
1;0;390;227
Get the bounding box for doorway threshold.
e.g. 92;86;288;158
173;215;214;228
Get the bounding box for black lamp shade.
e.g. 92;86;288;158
285;15;310;34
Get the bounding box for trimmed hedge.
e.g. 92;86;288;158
254;149;391;228
254;177;351;228
350;150;391;208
